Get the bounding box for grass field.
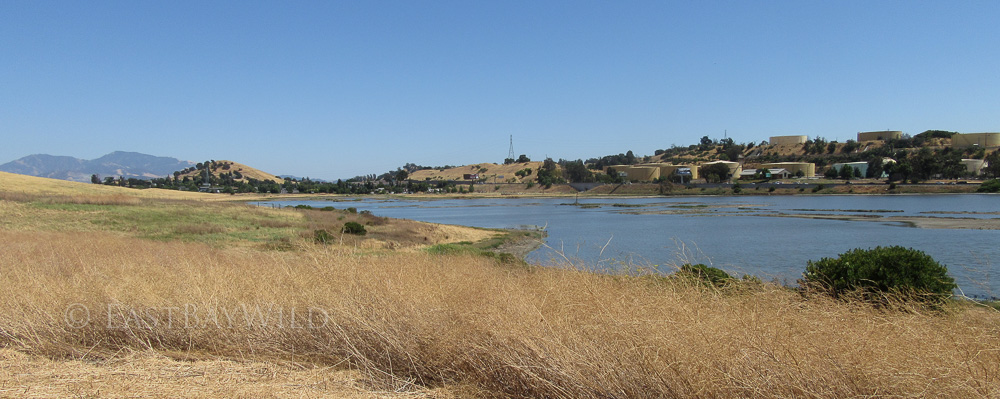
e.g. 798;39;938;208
2;173;1000;398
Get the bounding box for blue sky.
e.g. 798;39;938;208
2;1;997;179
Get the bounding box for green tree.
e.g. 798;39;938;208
839;164;858;180
985;151;1000;178
801;246;956;305
824;167;839;179
516;154;531;163
562;160;593;183
700;163;731;183
90;174;100;184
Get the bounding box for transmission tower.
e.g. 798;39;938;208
507;135;515;160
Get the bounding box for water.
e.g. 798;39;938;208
264;195;1000;298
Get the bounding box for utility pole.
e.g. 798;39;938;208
507;135;515;161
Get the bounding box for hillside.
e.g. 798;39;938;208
0;170;213;201
0;151;194;182
174;160;284;183
408;161;549;183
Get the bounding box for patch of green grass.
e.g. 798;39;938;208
30;201;304;246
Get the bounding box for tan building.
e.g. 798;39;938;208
960;159;987;175
638;163;700;180
769;135;808;146
760;162;816;178
609;163;700;181
952;133;1000;148
857;130;902;142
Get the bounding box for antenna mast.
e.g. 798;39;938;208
507;135;515;160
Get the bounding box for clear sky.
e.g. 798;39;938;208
2;1;998;179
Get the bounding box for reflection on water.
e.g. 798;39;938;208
265;195;1000;298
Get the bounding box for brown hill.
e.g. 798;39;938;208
408;162;551;183
175;160;283;183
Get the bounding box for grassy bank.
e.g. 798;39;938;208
2;175;1000;397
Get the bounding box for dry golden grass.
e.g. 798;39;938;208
2;229;999;398
4;171;1000;397
0;348;452;398
0;171;213;201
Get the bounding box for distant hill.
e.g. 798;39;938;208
173;160;284;183
408;162;547;183
0;151;195;182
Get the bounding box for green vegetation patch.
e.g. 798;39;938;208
29;201;303;245
802;246;957;306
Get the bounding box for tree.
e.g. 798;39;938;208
562;160;593;183
839;164;858;180
984;151;1000;178
516;154;531;163
700;163;731;183
395;169;409;182
91;174;100;184
824;167;839;179
624;150;636;165
801;246;956;305
866;158;885;179
536;158;562;187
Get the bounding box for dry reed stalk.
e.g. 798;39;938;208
1;230;998;398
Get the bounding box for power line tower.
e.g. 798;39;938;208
507;135;515;160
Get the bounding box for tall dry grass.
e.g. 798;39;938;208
2;229;999;398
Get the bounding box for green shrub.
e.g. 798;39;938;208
346;207;358;214
342;221;367;235
802;246;956;305
977;179;1000;193
677;264;734;287
313;229;334;244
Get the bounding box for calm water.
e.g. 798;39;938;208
266;195;1000;298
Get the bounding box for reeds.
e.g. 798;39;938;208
2;229;998;398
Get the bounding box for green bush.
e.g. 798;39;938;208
346;207;358;214
342;221;367;235
313;229;334;244
977;179;1000;193
677;264;734;287
802;246;956;304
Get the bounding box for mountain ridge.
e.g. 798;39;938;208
0;151;196;182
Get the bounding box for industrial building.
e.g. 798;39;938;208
759;162;816;178
768;135;808;146
608;163;700;181
960;159;987;175
857;130;902;142
952;133;1000;148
